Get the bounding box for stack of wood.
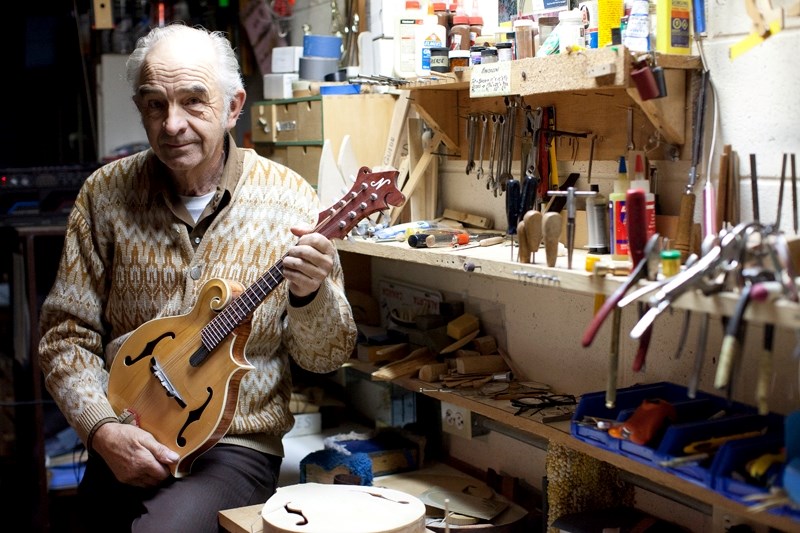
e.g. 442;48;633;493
371;312;512;388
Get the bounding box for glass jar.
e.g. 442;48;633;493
512;19;535;59
448;49;470;70
480;47;498;64
469;45;485;66
496;41;513;61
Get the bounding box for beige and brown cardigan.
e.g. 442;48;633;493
38;142;357;458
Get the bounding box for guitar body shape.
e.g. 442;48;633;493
106;166;405;478
108;278;253;477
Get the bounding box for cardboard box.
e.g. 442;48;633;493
263;73;299;100
284;412;322;438
271;46;303;73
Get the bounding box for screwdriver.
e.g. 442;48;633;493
506;179;522;260
626;188;651;373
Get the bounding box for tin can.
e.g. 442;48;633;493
430;47;450;72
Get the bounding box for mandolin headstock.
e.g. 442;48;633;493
316;166;405;240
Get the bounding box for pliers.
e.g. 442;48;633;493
581;233;662;407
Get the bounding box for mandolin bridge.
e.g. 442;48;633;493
150;358;187;408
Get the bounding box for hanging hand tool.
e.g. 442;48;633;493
465;113;477;175
792;154;798;233
506;179;522;261
476;114;488;183
714;267;773;392
626;188;655;372
675;70;709;262
777;153;788;228
582;233;662;348
715;144;732;231
487;114;500;195
542;212;562;268
517;219;529;263
546;187;598;269
750;153;760;223
687;313;710;399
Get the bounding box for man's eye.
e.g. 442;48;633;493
146;100;165;111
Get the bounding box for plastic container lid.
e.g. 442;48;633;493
405;1;421;9
433;2;446;9
513;18;535;28
559;9;583;22
496;42;513;48
469;16;483;25
452;15;469;24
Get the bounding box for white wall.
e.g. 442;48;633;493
357;2;800;531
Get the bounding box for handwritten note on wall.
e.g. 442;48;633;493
469;62;512;98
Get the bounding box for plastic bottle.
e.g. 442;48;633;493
468;15;483;48
609;156;630;261
630;153;656;238
558;9;585;54
449;14;471;50
512;18;535;58
394;1;425;78
415;4;447;77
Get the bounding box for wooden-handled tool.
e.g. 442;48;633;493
676;70;709;262
542;212;562;268
524;210;542;264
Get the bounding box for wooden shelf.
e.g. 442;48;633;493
336;237;800;330
343;360;800;532
401;47;700;146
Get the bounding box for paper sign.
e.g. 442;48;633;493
469;62;512;98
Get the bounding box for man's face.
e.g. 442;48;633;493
133;34;235;176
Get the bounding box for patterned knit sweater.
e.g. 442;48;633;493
38;145;357;457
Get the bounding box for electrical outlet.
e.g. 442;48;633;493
441;402;474;439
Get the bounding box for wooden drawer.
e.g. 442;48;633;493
273;101;299;142
250;103;275;143
295;98;323;142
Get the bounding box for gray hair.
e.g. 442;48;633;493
126;24;244;118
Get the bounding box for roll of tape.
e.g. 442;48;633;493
299;56;339;81
303;34;342;59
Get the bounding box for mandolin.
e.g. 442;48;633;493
107;166;404;477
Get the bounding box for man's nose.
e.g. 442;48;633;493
163;105;188;133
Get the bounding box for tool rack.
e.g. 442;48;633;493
337;46;800;531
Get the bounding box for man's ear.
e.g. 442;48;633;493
226;89;247;128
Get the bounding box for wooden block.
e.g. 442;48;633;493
415;314;446;331
447;313;480;340
372;347;436;381
455;349;481;358
473;336;497;355
455;355;510;375
357;342;407;363
418;362;449;382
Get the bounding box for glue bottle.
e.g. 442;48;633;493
630;153;656;238
609;156;630;261
395;1;426;78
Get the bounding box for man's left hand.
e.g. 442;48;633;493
283;226;334;298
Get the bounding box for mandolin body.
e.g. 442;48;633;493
108;278;254;478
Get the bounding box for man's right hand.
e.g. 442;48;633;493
91;422;180;487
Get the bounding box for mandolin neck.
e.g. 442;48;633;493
202;260;285;350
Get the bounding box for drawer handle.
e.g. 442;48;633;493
275;120;297;132
258;117;270;133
